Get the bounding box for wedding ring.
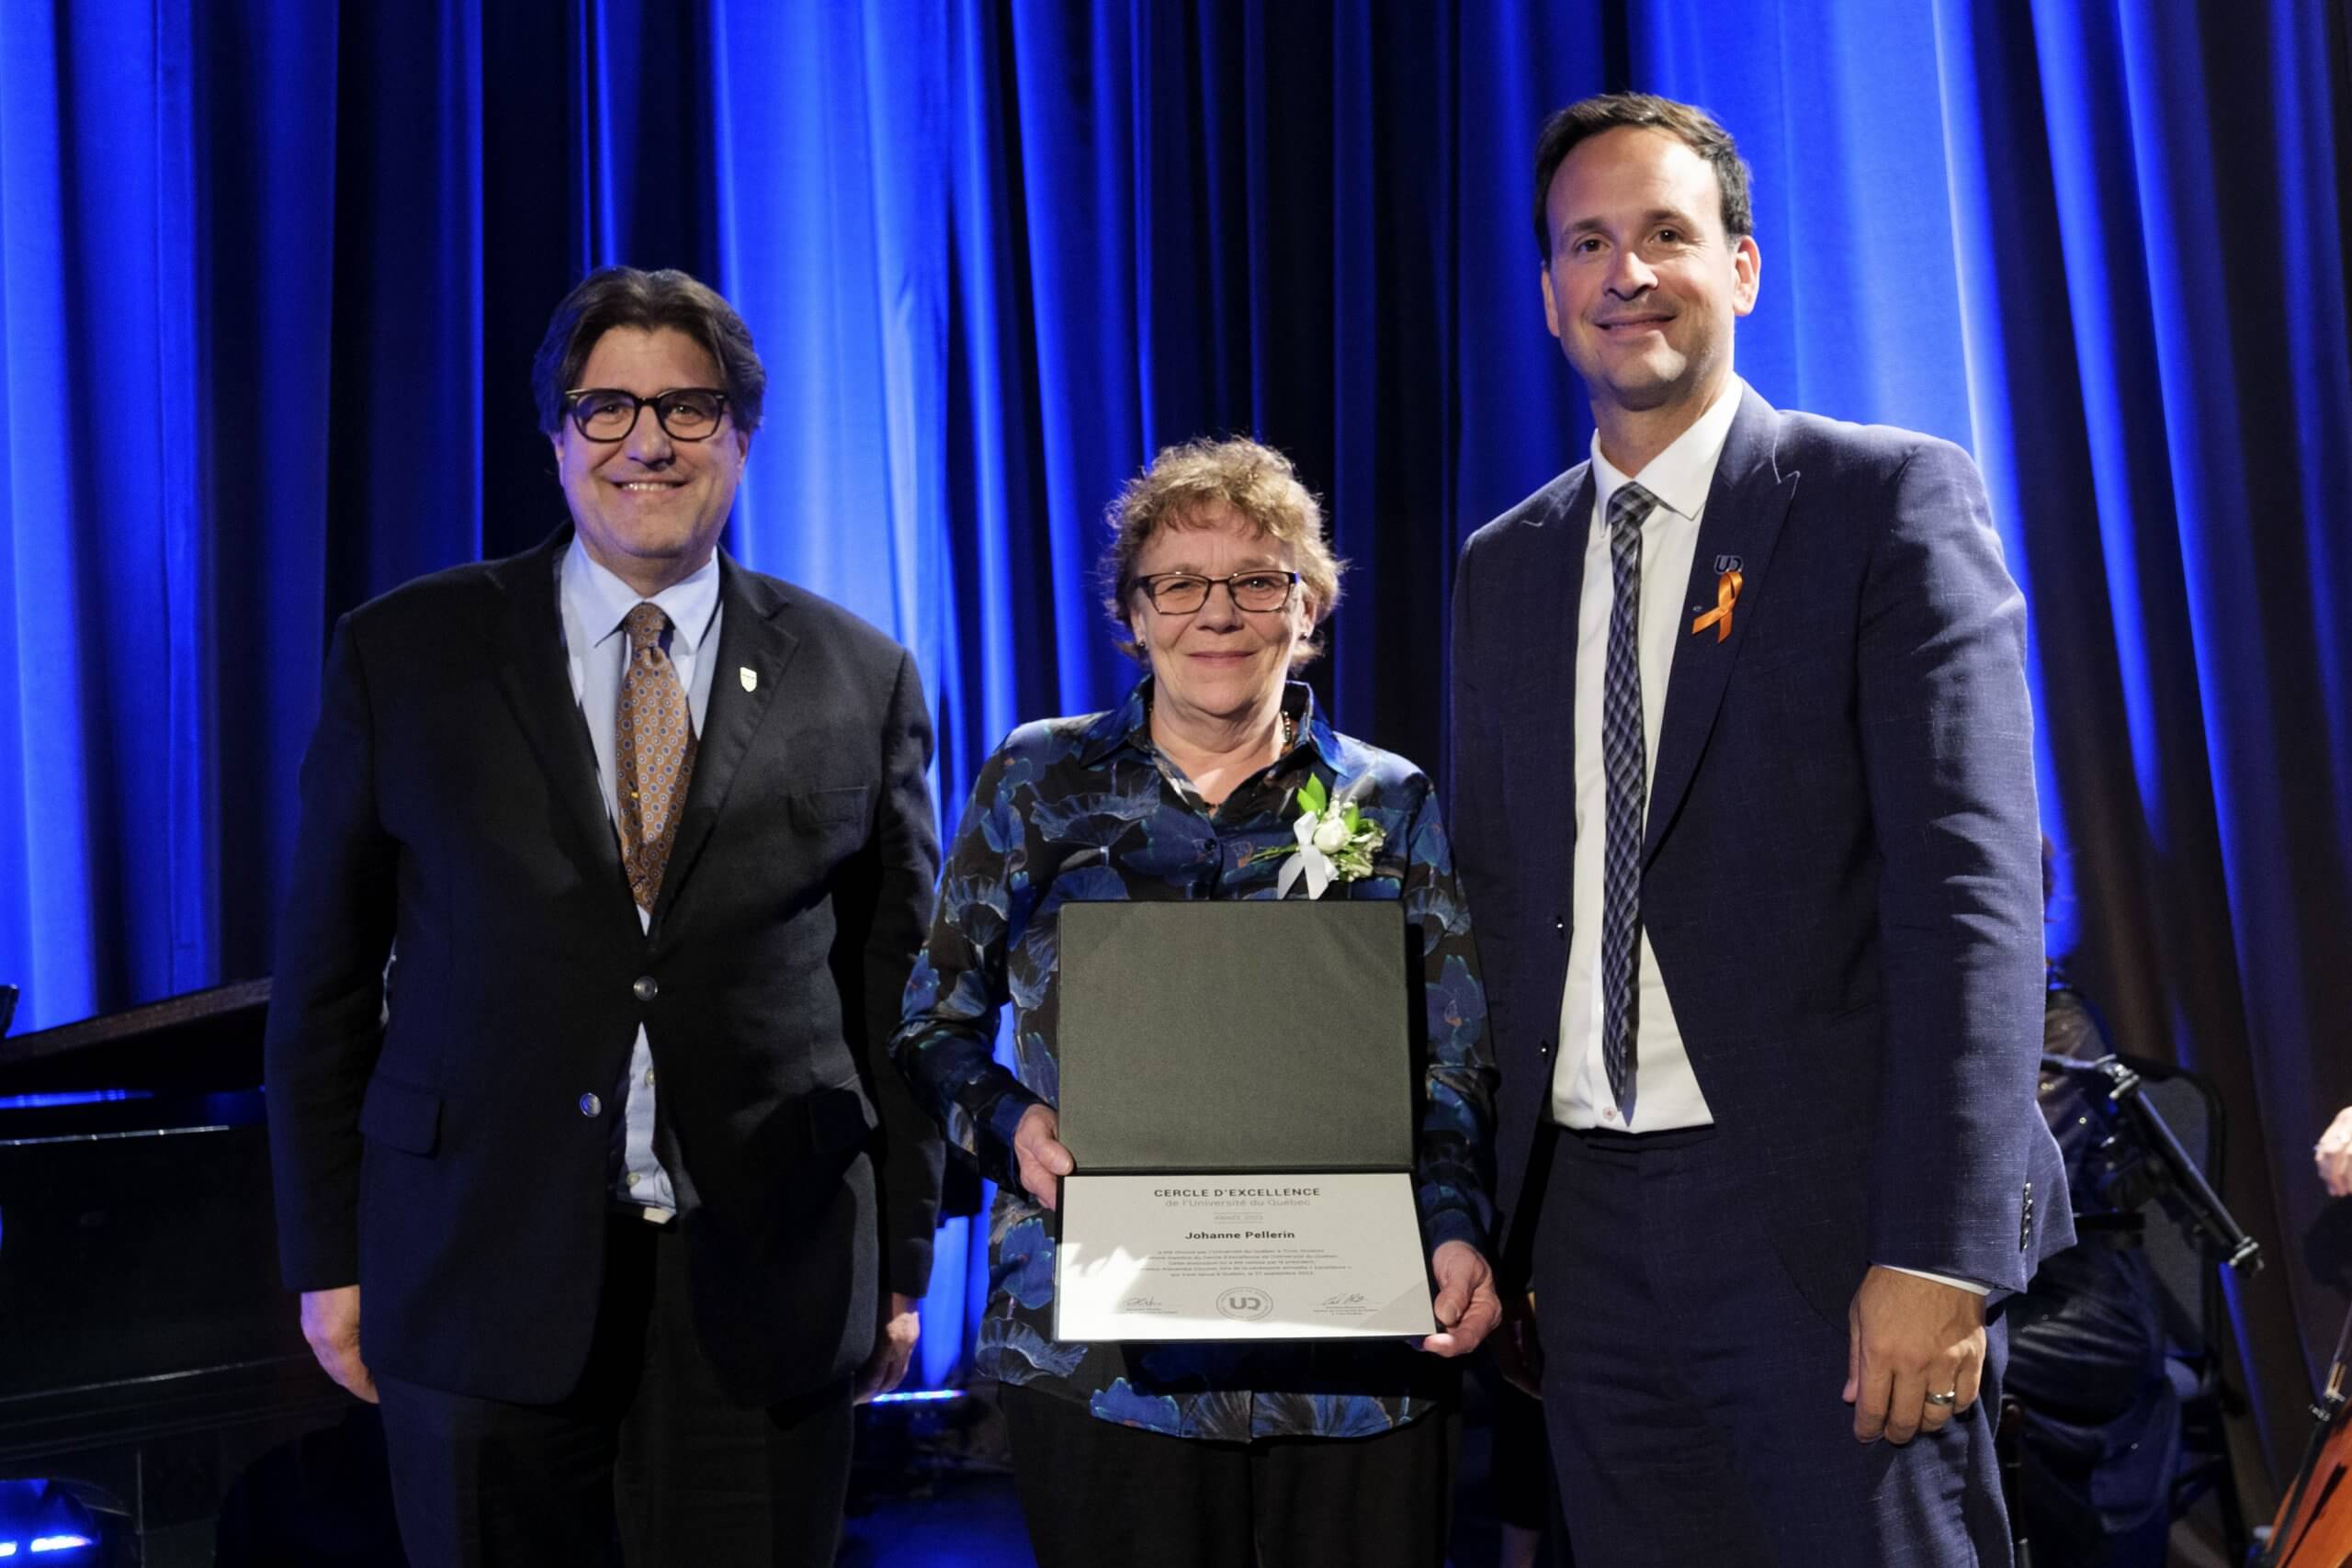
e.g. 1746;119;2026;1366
1924;1390;1958;1407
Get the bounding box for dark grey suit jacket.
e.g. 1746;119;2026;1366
266;526;944;1404
1451;387;2071;1327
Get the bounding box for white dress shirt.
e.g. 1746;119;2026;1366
558;536;722;1217
1552;379;1737;1133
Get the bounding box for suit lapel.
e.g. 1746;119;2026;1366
486;530;633;908
1510;468;1593;846
652;554;799;928
1643;388;1799;864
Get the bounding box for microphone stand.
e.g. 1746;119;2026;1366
2040;1053;2264;1275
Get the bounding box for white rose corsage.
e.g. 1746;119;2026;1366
1256;774;1384;898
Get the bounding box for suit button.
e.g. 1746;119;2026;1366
1538;1038;1553;1057
633;976;659;1001
579;1093;603;1117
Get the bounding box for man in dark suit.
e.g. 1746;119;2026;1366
266;266;944;1566
1450;95;2070;1563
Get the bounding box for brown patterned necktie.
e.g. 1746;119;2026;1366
616;602;698;911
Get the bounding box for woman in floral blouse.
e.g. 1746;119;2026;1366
891;437;1499;1568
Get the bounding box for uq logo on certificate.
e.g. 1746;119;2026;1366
1216;1288;1274;1322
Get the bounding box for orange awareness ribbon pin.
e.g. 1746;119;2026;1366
1690;568;1743;642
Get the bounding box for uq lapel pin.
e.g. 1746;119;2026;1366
1691;556;1744;643
740;666;758;694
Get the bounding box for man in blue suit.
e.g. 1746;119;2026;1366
1450;94;2070;1563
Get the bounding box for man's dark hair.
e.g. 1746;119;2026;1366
530;266;767;435
1532;93;1754;259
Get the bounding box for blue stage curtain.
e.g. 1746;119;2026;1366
1;1;2346;1464
0;0;340;1022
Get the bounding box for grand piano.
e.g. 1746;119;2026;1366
0;979;380;1564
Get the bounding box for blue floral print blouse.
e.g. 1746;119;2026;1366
891;679;1497;1443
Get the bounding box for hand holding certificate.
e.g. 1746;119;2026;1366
1423;1238;1503;1357
1012;1103;1076;1211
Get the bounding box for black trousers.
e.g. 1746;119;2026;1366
377;1216;854;1568
1000;1381;1459;1568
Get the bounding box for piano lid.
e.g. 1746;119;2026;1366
0;977;271;1096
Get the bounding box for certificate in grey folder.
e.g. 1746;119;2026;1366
1051;901;1434;1341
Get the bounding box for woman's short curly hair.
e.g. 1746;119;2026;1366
1100;437;1345;666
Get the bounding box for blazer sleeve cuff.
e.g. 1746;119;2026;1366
280;1235;359;1295
888;1238;936;1300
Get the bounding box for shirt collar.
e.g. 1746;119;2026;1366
1589;374;1745;527
561;533;721;655
1075;680;1153;764
1078;676;1338;771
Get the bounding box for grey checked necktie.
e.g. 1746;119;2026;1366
616;603;698;912
1599;481;1657;1122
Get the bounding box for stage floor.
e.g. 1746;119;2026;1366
840;1468;1031;1567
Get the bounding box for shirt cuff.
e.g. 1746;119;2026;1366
1420;1204;1483;1259
1879;1263;1990;1296
982;1082;1047;1172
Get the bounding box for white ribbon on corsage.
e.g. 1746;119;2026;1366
1276;773;1383;899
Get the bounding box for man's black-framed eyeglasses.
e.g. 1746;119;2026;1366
1135;570;1301;615
562;387;731;443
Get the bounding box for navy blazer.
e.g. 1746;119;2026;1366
1450;387;2071;1327
266;526;944;1405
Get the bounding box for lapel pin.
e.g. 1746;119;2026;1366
1691;566;1744;642
740;666;758;693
